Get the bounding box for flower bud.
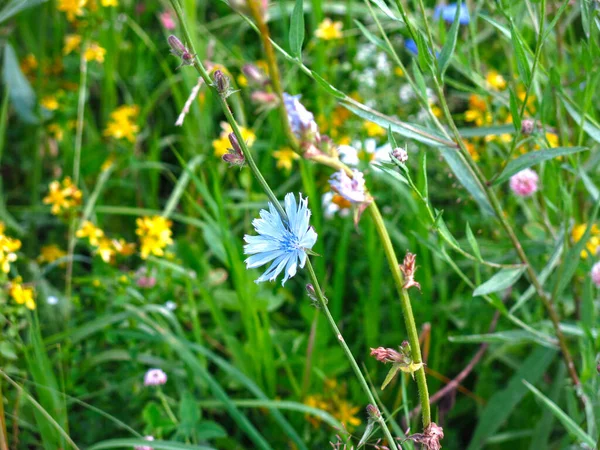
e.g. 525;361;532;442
400;252;421;291
366;404;381;421
521;118;535;135
392;147;408;163
214;70;230;94
306;283;327;307
222;132;245;167
370;347;403;364
251;91;279;110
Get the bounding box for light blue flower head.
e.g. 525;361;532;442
434;3;470;25
244;193;317;285
283;93;315;138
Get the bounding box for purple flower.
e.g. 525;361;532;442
144;368;167;386
283;93;317;138
434;3;470;25
509;168;539;197
329;170;369;204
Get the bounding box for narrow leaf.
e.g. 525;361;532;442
509;87;521;132
561;94;600;144
2;43;38;123
494;146;588;185
0;0;47;24
465;223;481;261
289;0;305;58
473;267;526;297
437;0;461;78
523;381;596;447
510;22;531;87
369;0;402;22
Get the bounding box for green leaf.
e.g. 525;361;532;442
2;43;38;124
523;381;596;448
509;88;521;132
493;146;588;185
311;71;345;99
510;22;531;87
289;0;304;58
415;30;434;72
381;364;400;390
163;155;204;218
341;101;453;148
369;0;402;22
458;124;515;138
437;147;494;215
437;0;461;79
196;421;227;440
479;14;510;38
354;20;388;53
473;267;526;297
0;0;47;24
466;348;556;450
561;94;600;144
465;223;481;261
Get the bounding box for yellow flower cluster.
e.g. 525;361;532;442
0;222;21;274
136;216;173;259
41;94;60;111
212;122;256;157
84;42;107;63
363;121;386;138
57;0;87;22
43;177;83;215
572;223;600;259
76;221;135;263
303;379;361;430
104;105;140;142
272;148;299;171
485;70;507;91
37;245;67;265
64;34;82;55
315;18;343;40
9;279;36;310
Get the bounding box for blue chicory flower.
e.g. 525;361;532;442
283;93;315;138
434;3;470;25
404;38;418;56
244;193;317;285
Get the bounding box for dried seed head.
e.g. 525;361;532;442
370;347;404;364
405;422;444;450
222;132;245;167
400;251;421;291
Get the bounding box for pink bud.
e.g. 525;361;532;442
159;11;176;30
591;261;600;288
370;347;403;364
509;168;539;197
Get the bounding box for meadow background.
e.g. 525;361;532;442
1;0;599;448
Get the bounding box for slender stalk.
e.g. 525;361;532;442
0;380;8;450
246;0;299;150
65;47;88;302
157;389;179;425
169;1;402;444
368;204;431;428
305;261;400;449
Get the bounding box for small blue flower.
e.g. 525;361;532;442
405;38;418;56
434;3;470;25
283;93;316;138
244;193;317;285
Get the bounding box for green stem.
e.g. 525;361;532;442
305;261;400;449
368;204;431;428
65;47;88;302
157;389;179;425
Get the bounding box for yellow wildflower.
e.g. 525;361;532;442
394;67;404;77
237;74;248;87
41;95;59;111
545;132;559;148
273;148;300;171
0;224;21;274
464;95;491;126
572;224;600;259
37;245;67;264
43;177;83;215
303;395;328;427
92;278;101;287
58;0;87;21
96;238;116;263
363;121;386;137
315;18;343;40
101;154;116;171
63;34;82;55
47;124;64;141
430;104;443;118
335;399;361;429
76;220;104;246
9;280;36;310
103;105;139;142
101;0;118;6
136;216;174;259
212;122;256;157
486;70;506;90
84;43;106;63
